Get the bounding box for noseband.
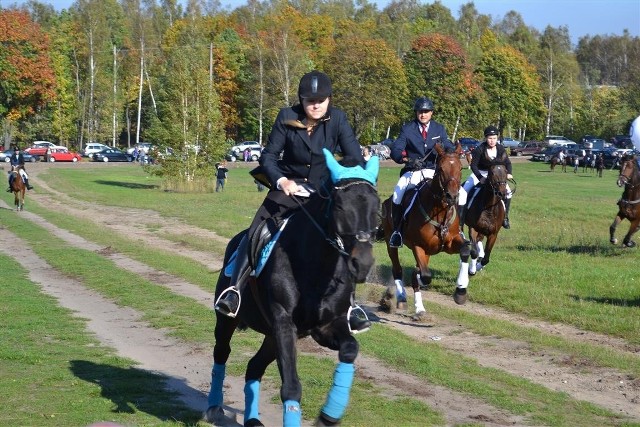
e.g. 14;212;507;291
293;180;377;256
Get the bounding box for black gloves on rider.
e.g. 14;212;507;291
405;158;424;171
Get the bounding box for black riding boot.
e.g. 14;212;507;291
24;178;33;190
348;294;371;334
388;203;404;248
503;198;511;229
214;235;251;318
457;204;466;235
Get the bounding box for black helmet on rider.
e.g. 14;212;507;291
413;97;434;112
298;71;332;103
484;125;499;137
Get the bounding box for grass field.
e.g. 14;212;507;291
0;158;638;426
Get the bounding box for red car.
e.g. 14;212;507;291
49;148;82;162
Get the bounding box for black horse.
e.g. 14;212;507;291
462;163;510;273
205;150;380;426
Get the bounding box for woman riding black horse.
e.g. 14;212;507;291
214;70;370;333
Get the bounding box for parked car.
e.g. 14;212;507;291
0;149;37;163
501;137;521;148
610;135;633;149
510;141;545;156
368;144;391;160
226;147;261;162
544;135;575;146
48;148;82;162
82;143;109;158
532;146;564;162
230;141;261;154
24;141;65;160
126;142;153;156
457;137;481;156
93;148;131;162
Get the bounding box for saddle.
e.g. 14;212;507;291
399;178;432;219
224;214;293;279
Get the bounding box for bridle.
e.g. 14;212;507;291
293;179;378;256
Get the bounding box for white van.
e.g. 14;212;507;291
83;143;109;158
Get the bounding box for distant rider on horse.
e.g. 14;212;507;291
388;97;454;248
458;126;513;229
7;147;34;192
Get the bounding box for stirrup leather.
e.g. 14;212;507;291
347;304;370;335
214;287;242;318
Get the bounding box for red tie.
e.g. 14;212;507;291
422;126;427;139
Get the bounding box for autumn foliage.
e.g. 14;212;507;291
0;10;56;120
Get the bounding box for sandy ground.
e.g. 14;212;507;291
0;161;638;426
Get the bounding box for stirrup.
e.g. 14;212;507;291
347;304;370;335
214;287;241;318
389;231;403;248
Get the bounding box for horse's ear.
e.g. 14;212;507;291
455;142;462;155
322;148;378;185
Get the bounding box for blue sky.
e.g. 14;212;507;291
3;0;639;44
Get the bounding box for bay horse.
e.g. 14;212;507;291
9;165;26;211
206;150;380;427
462;163;509;274
379;143;471;319
609;155;640;247
550;155;566;172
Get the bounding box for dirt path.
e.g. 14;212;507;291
1;163;637;425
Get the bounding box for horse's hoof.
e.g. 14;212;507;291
453;288;468;305
624;240;636;248
610;238;618;245
245;418;265;427
203;406;228;423
411;310;428;321
315;413;340;426
397;301;407;310
378;297;392;313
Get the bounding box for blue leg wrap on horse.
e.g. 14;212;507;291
283;400;301;427
207;363;225;407
244;379;260;422
321;362;354;421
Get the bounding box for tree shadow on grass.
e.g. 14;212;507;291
569;294;640;308
70;360;202;424
515;244;626;257
94;180;158;190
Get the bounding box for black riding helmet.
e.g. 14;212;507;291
298;70;332;104
484;125;499;137
413;97;434;111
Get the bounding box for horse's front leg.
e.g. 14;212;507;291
272;306;302;426
410;246;431;318
381;244;407;311
451;233;471;305
240;336;277;426
467;229;480;276
480;234;497;268
622;219;640;248
205;312;241;424
610;213;623;244
316;321;359;426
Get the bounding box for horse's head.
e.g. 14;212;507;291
617;155;639;188
324;150;380;283
488;164;509;200
433;143;463;205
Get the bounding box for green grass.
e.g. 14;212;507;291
1;160;639;426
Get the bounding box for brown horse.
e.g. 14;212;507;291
379;143;471;319
609;155;640;247
550;155;566;172
9;165;26;211
462;163;509;274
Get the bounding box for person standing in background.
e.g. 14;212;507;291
215;161;229;192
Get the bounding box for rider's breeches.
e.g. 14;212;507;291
392;169;435;205
7;169;28;181
459;170;512;206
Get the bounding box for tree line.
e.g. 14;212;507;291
1;0;638;178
